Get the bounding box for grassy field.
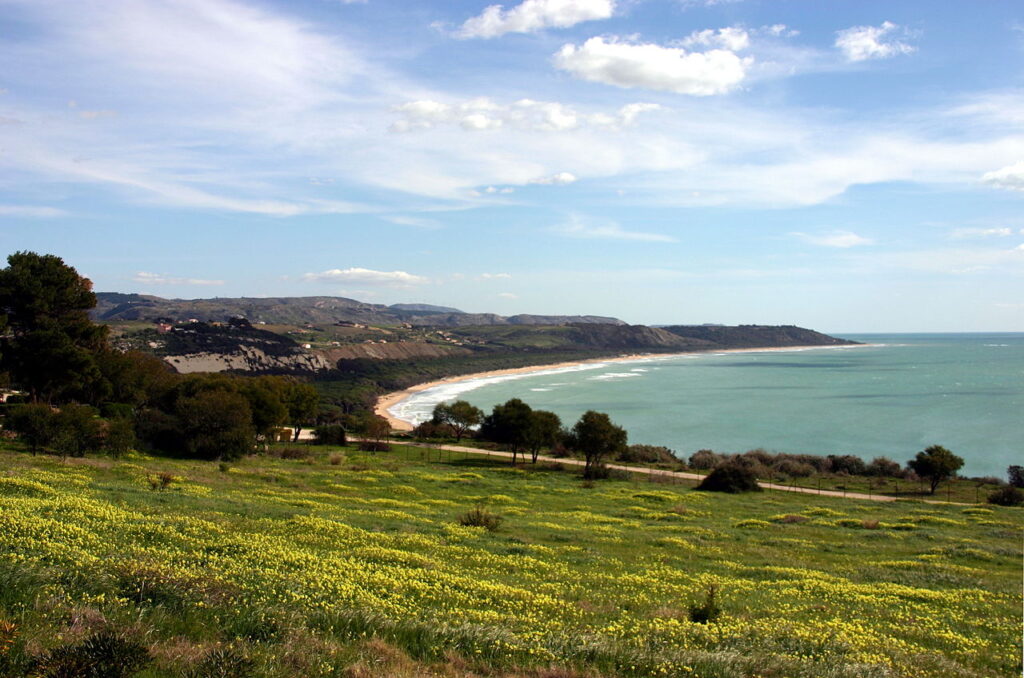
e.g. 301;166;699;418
0;442;1020;677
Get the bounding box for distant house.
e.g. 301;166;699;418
155;323;173;334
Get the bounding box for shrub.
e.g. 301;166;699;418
147;472;175;491
329;453;344;466
773;459;815;478
697;462;761;493
689;449;721;470
313;424;346;446
458;506;503;532
619;445;677;464
103;418;135;458
182;644;254;678
274;446;310;460
412;420;454;440
31;631;150;678
866;456;903;478
1009;465;1024;489
987;485;1024;507
827;454;867;476
358;441;391;453
218;462;231;473
688;585;721;624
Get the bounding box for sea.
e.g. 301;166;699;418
387;334;1024;478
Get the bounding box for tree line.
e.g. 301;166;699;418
0;252;321;460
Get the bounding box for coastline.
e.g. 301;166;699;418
375;344;870;431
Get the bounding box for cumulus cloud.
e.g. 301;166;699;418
792;230;873;248
529;172;577;185
835;21;916;62
950;227;1013;239
681;27;750;51
0;204;68;217
553;36;751;95
981;161;1024;191
457;0;615;39
302;267;429;286
132;272;225;286
554;215;677;242
390;97;659;133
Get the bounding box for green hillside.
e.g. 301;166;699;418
0;443;1020;678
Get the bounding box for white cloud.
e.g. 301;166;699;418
391;96;655;134
391;97;659;134
457;0;615;39
681;27;750;51
835;21;916;62
554;215;677;242
529;172;577;185
497;292;519;299
302;268;429;286
132;272;225;286
478;272;512;279
0;204;68;218
792;230;873;248
382;215;442;229
950;227;1013;239
981;161;1024;191
553;36;751;95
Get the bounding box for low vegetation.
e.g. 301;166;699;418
0;441;1020;677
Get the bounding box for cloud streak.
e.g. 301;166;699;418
132;272;225;286
303;268;429;286
457;0;615;39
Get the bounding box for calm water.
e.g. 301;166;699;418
389;334;1024;477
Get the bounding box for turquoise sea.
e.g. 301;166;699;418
388;334;1024;478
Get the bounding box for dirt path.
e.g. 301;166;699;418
373;439;935;503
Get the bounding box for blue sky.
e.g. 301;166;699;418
1;0;1022;332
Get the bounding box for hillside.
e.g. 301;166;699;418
93;293;626;327
662;325;857;348
0;442;1019;677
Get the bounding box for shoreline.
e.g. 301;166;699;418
375;343;871;431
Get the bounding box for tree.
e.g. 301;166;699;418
283;381;319;442
432;400;483;442
525;410;561;463
51;403;104;460
238;377;287;449
176;390;254;461
479;398;534;464
907;445;964;494
0;252;109;403
104;418;136;458
7;403;57;455
571;410;627;480
1007;465;1024;489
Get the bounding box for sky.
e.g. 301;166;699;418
1;0;1022;333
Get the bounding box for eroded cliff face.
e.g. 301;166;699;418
164;341;469;373
165;347;332;374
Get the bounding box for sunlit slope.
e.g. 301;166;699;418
0;445;1020;677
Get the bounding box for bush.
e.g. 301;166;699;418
773;459;815;478
866;456;903;477
31;631;150;678
827;454;867;476
987;485;1024;507
358;441;391;453
619;445;677;464
1007;465;1024;488
688;585;721;624
458;506;503;532
273;446;310;460
312;424;346;446
147;472;175;491
103;418;136;458
688;449;721;470
412;420;454;440
697;462;762;493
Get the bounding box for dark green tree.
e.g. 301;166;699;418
571;410;627;479
176;390;254;461
432;400;483;442
104;417;136;458
6;403;57;455
51;403;104;460
284;380;319;442
525;409;562;463
907;445;964;494
0;252;109;403
238;377;287;449
479;398;534;464
697;461;762;493
1007;465;1024;489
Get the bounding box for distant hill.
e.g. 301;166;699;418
92;293;625;327
661;325;857;348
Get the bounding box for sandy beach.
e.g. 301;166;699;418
375;344;869;431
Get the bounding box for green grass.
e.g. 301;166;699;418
0;441;1020;677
